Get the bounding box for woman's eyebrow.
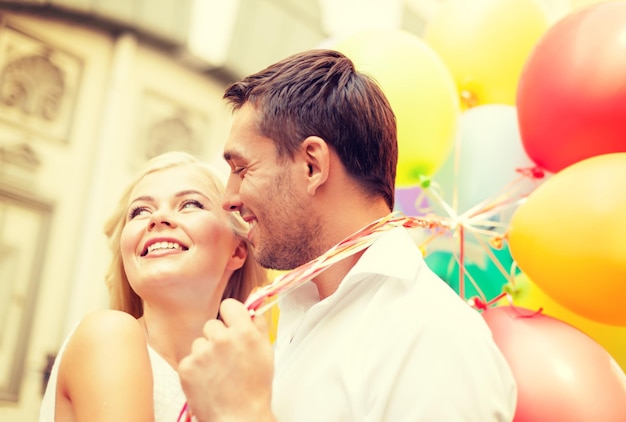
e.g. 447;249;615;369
128;195;153;205
175;190;210;200
128;190;210;205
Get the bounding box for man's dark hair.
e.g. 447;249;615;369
224;49;398;210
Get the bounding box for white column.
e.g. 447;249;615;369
61;32;138;337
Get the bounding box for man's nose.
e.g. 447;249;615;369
222;176;242;212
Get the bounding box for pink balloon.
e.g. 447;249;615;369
482;306;626;421
394;185;429;216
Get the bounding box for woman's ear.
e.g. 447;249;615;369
302;136;330;195
226;239;248;271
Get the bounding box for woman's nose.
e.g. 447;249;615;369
147;209;176;230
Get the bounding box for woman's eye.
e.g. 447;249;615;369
129;206;150;220
181;199;205;210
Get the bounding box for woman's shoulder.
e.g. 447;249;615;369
55;313;154;419
63;309;147;366
75;309;142;337
58;309;152;399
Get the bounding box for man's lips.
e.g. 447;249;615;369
241;215;258;243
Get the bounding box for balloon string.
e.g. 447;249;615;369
246;212;447;316
459;172;536;223
499;292;544;317
177;402;192;422
450;249;487;304
177;168;546;421
458;225;465;300
177;212;447;422
470;292;508;311
474;234;509;280
422;165;545;304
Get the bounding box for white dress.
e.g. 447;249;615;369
39;328;186;421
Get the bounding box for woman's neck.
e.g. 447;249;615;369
139;304;218;369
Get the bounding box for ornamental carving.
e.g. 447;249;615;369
0;53;64;121
0;23;82;142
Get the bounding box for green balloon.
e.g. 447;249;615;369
425;244;518;301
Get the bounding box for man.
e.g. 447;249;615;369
179;49;517;421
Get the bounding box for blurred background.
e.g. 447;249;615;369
0;0;612;420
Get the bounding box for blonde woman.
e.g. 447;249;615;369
40;151;267;421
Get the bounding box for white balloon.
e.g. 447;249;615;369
430;104;536;218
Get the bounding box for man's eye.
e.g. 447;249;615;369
233;166;246;175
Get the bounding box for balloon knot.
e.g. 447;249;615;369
468;296;489;311
470;292;509;311
460;89;478;109
489;235;504;250
516;165;545;180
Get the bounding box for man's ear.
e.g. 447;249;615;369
301;136;330;195
226;239;247;271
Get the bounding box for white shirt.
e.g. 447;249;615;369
272;227;517;421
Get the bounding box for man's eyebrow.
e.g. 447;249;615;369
223;151;243;161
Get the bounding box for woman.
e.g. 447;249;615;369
40;151;267;421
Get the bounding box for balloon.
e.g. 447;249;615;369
517;1;626;173
334;29;459;186
425;242;516;302
267;303;280;344
394;185;429;216
424;0;550;108
570;0;614;10
482;306;626;422
508;152;626;325
430;104;537;216
265;269;286;343
500;273;626;373
537;0;571;22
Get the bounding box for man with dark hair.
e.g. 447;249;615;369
179;49;516;422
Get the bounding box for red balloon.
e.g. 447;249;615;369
482;306;626;422
517;2;626;173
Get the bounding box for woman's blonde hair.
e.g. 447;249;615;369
103;151;267;318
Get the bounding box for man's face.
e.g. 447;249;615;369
222;103;322;270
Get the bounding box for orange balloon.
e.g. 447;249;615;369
508;153;626;325
499;273;626;373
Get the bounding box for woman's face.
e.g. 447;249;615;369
120;165;245;301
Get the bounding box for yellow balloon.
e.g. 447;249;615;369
499;273;626;373
508;153;626;326
263;269;285;344
424;0;550;108
334;29;459;186
266;302;280;344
